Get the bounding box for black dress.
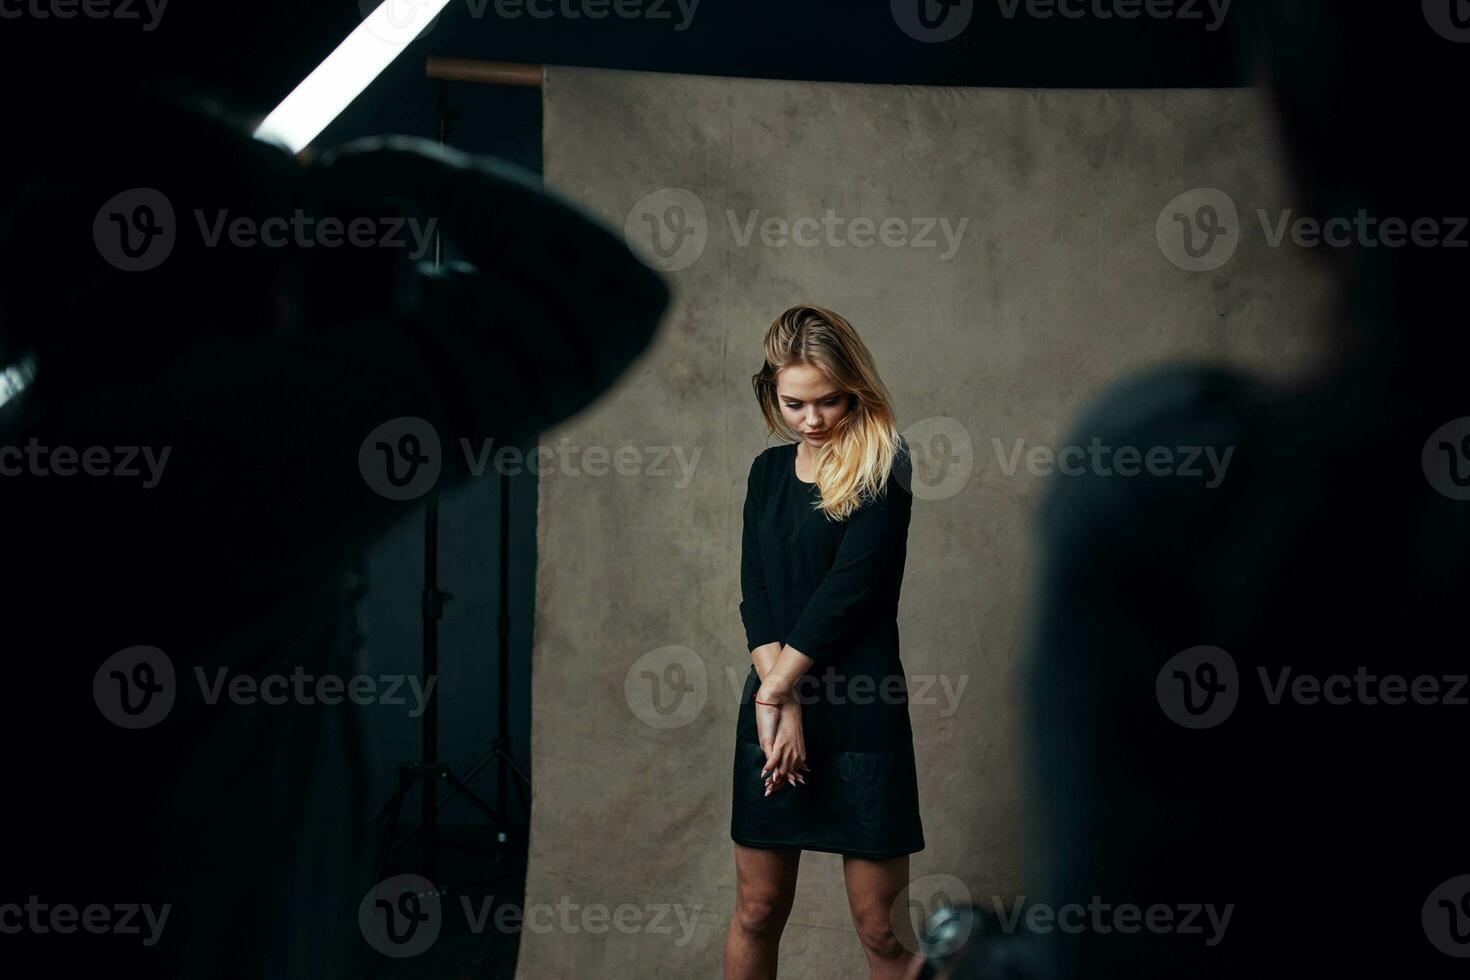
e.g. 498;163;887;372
731;439;925;859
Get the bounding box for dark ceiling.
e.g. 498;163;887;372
4;0;1248;127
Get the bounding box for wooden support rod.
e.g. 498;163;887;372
426;58;544;87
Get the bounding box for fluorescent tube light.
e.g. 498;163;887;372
254;0;451;153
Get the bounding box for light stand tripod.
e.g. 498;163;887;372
373;487;529;887
427;465;533;846
372;79;532;890
420;464;535;846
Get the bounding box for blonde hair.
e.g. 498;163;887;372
751;305;905;520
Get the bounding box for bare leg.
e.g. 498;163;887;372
842;853;915;980
725;843;802;979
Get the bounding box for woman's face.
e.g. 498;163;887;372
776;363;852;449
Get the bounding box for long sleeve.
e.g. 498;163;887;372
784;446;913;665
739;454;782;652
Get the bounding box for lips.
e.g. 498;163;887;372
805;431;827;438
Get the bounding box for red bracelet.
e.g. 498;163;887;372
754;697;781;706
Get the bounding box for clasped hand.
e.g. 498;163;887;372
754;684;811;796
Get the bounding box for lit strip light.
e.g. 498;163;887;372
254;0;452;153
0;354;38;411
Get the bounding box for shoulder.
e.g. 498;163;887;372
891;435;914;487
850;436;914;513
747;443;785;484
1037;360;1266;545
1068;361;1262;441
872;435;915;502
752;444;783;469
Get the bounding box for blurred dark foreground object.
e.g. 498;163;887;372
907;902;1046;980
1022;2;1470;979
0;94;668;975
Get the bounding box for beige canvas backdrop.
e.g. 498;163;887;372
522;67;1331;978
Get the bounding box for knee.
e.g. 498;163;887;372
854;916;904;958
737;897;791;937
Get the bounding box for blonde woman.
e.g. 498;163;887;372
726;305;924;979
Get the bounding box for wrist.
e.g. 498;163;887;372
754;682;792;705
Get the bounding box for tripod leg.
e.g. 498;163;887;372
502;751;532;797
375;772;415;883
438;771;509;831
499;749;533;817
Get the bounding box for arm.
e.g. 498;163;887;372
750;641;784;680
739;453;783;664
739;454;805;788
758;445;914;702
